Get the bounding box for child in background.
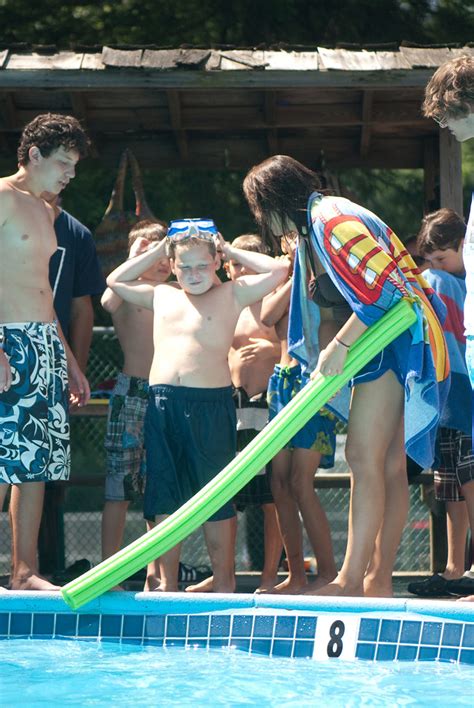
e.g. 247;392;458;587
227;235;283;592
106;219;288;592
101;219;169;591
260;231;337;593
408;209;474;597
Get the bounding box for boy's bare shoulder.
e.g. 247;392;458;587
0;180;18;226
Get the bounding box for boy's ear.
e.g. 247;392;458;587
28;146;42;164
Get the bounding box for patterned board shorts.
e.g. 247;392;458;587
104;372;149;502
267;364;336;469
0;321;70;484
434;427;474;502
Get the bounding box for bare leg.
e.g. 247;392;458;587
10;482;59;591
290;448;337;589
141;520;161;591
202;518;235;593
101;500;129;559
256;503;283;591
310;371;404;597
186;515;237;592
148;514;181;592
442;501;469;579
364;417;408;597
270;449;307;593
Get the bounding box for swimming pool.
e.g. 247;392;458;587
1;592;473;705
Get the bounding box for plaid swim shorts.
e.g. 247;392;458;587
434;426;474;502
104;372;149;502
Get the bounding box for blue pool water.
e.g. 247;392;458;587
1;592;473;705
1;638;473;706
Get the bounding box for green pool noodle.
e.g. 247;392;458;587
62;298;416;609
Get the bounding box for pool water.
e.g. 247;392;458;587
2;639;472;706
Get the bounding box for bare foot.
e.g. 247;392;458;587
144;575;161;592
10;572;60;591
212;578;236;593
255;576;280;594
185;575;214;593
363;577;393;598
265;575;308;595
186;575;235;593
304;573;337;593
109;585;125;592
305;576;363;597
151;583;179;592
457;595;474;602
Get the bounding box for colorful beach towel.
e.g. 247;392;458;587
423;270;469;435
288;192;450;469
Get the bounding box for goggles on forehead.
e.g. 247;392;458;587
167;218;218;242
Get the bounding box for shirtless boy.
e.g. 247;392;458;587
0;113;90;590
101;220;169;591
106;218;288;592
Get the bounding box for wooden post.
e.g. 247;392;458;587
439;128;463;216
423;136;439;213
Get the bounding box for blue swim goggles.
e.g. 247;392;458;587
167;218;218;242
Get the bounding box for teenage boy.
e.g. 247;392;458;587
0;113;90;590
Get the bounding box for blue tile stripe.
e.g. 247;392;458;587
1;607;473;663
0;593;473;664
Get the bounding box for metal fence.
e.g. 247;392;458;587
0;328;434;578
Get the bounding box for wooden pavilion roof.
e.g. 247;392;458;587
0;44;472;170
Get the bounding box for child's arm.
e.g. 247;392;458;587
220;240;289;307
101;287;123;314
260;276;292;327
106;240;168;310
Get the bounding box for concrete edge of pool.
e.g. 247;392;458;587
1;590;474;621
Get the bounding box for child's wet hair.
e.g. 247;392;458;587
128;219;168;248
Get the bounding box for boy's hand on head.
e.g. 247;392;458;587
214;232;231;259
128;236;150;259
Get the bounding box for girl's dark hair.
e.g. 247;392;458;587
243;155;321;251
18;113;89;165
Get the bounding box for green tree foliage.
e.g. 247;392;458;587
0;0;472;46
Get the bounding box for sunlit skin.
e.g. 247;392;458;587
423;243;465;276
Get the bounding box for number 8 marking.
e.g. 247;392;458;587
327;620;345;657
